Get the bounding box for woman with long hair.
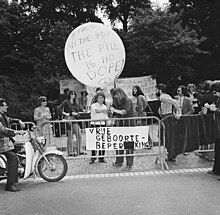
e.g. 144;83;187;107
132;85;152;117
110;87;135;168
57;90;83;156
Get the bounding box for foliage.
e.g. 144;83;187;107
169;0;220;81
121;8;206;91
99;0;151;31
0;0;218;121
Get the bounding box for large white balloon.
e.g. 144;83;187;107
64;22;126;87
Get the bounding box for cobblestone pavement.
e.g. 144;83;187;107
63;150;213;178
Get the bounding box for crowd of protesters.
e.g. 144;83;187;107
1;79;220;191
32;80;220;164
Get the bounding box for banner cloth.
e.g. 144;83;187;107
162;114;220;159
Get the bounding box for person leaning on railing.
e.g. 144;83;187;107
155;83;181;119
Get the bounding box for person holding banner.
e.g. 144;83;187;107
110;87;135;168
89;92;108;164
57;90;83;157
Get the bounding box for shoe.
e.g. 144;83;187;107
79;152;86;155
207;170;215;175
98;159;107;163
165;158;176;162
183;152;189;155
5;184;21;192
89;159;95;164
126;164;132;168
112;162;122;167
68;154;74;157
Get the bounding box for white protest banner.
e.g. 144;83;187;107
85;126;149;150
115;75;157;101
64;22;125;87
60;79;84;97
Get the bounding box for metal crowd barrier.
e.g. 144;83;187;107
161;114;216;161
41;116;169;171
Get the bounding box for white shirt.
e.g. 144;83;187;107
90;102;108;125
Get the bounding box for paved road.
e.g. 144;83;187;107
0;172;220;215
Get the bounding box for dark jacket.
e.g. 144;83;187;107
114;97;135;126
0;113;19;153
57;100;80;119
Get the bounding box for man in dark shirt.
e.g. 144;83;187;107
58;88;70;105
206;82;220;178
0;98;25;192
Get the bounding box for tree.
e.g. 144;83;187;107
121;8;205;91
0;0;103;120
169;0;220;80
20;0;102;26
99;0;151;32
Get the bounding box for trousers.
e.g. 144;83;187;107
1;150;18;185
213;139;220;175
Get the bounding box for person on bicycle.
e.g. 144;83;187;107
0;98;26;192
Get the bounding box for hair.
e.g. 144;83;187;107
81;90;88;96
178;85;187;96
0;98;6;107
216;83;220;93
96;87;104;92
132;85;144;97
155;83;167;93
187;84;196;92
113;87;127;105
94;92;106;103
67;90;77;101
201;80;212;92
37;96;47;106
211;80;220;93
64;88;70;94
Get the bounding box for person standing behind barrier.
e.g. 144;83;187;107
110;87;135;168
197;81;217;159
58;88;70;106
106;88;117;118
57;90;83;157
89;92;108;164
34;96;53;146
186;84;200;114
175;85;194;116
206;82;220;177
132;85;152;117
91;87;104;105
155;83;181;119
199;80;217;115
78;90;88;112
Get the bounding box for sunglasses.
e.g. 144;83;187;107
42;100;47;102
